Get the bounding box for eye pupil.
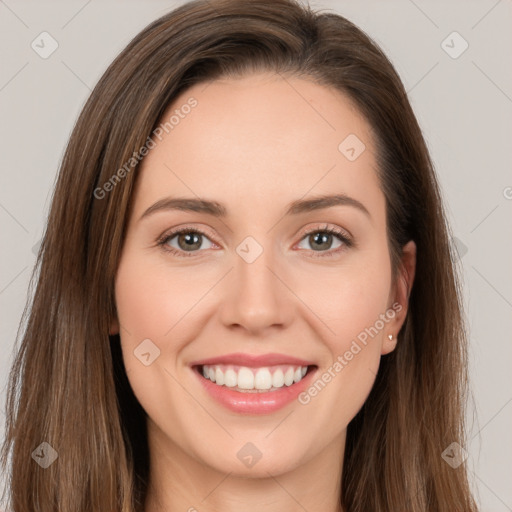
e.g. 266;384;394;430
178;232;202;251
310;232;332;250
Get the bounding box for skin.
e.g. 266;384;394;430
110;72;416;512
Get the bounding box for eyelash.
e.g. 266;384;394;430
156;224;353;259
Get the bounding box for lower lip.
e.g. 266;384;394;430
192;366;317;414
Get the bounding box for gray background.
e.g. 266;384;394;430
0;0;511;510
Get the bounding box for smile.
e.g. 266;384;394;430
190;353;318;414
199;364;309;392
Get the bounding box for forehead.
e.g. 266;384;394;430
132;72;383;223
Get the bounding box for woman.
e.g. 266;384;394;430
1;0;478;510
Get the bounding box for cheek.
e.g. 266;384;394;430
294;276;390;439
293;246;391;411
113;250;203;425
112;250;190;393
297;250;391;351
114;249;211;343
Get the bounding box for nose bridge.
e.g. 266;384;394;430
219;234;292;333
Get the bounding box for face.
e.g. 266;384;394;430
111;72;415;478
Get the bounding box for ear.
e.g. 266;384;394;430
381;240;416;355
109;316;120;336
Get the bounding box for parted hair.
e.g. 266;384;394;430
1;0;477;510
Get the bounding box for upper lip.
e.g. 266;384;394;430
190;352;315;368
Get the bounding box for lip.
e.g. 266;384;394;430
190;358;318;415
189;352;315;368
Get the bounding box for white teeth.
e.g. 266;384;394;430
272;369;284;388
284;367;295;386
215;367;224;385
254;368;272;390
200;364;310;391
237;367;254;389
224;368;237;387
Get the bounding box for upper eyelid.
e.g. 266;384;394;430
296;223;351;240
162;224;218;244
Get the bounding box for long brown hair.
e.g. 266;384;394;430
1;0;478;510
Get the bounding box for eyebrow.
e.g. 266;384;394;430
138;193;371;222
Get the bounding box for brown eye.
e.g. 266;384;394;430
298;229;345;251
160;229;214;256
175;232;203;251
307;232;338;251
295;225;353;258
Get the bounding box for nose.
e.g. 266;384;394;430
218;242;294;335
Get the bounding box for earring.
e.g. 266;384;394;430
388;334;393;341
